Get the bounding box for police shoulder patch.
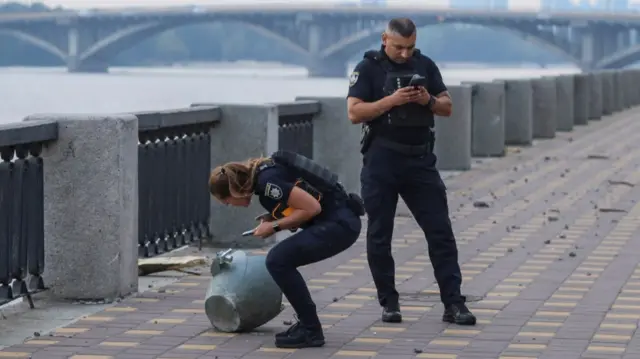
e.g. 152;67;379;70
264;182;283;200
349;71;359;87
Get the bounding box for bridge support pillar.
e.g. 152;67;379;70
579;30;596;70
579;27;619;70
307;58;347;78
617;30;631;51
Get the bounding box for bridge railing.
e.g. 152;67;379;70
135;107;221;258
0;120;57;307
275;101;320;159
4;67;640;306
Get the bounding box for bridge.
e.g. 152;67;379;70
2;3;640;76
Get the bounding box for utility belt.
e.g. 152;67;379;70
361;121;435;156
337;183;365;217
304;183;364;219
374;137;434;156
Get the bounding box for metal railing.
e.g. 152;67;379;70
0;120;57;307
136;107;221;258
276;101;320;159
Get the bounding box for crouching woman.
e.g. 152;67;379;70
208;153;363;349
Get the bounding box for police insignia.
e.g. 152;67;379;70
264;183;283;200
349;71;359;87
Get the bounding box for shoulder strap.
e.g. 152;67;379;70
252;159;276;194
256;159;275;173
364;50;380;61
364;49;395;73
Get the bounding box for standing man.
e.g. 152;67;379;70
346;18;476;326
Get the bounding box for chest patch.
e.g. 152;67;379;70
265;182;283;200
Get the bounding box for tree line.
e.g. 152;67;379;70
0;2;565;68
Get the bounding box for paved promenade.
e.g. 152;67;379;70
2;108;640;359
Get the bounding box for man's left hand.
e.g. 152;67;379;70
414;86;432;106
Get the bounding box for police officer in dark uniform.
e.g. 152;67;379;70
346;18;476;326
209;151;364;348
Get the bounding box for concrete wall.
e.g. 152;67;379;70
434;85;473;170
589;72;604;120
555;75;575;132
500;79;533;146
573;74;590;126
532;77;558;139
9;68;640;302
24;114;139;301
191;103;280;249
465;81;506;157
296;96;362;195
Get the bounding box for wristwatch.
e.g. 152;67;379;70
427;95;436;110
272;222;282;233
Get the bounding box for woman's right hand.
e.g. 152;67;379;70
253;221;276;238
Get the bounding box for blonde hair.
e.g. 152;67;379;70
209;157;272;199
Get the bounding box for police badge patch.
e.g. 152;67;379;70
349;71;359;87
264;183;283;200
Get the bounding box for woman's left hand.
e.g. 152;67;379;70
253;221;276;238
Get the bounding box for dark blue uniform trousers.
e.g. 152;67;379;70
361;141;464;308
265;207;361;329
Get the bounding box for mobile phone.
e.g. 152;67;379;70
242;229;255;237
408;75;426;88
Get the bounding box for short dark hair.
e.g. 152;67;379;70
387;18;416;38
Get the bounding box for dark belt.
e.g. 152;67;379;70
375;137;433;156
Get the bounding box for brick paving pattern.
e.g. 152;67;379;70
2;109;640;359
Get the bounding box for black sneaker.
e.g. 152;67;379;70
381;304;402;323
442;303;476;326
276;320;302;339
275;325;325;349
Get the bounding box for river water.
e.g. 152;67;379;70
0;63;580;125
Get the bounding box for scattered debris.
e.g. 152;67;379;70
473;201;490;208
599;208;627;213
608;180;634;187
587;154;609;160
138;256;207;276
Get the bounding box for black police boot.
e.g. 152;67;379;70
442;302;476;326
381;303;402;323
275;321;325;349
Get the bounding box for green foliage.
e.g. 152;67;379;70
0;2;566;68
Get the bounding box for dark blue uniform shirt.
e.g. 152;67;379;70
255;164;297;220
255;163;347;226
347;47;448;145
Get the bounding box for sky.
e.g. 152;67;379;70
15;0;640;10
